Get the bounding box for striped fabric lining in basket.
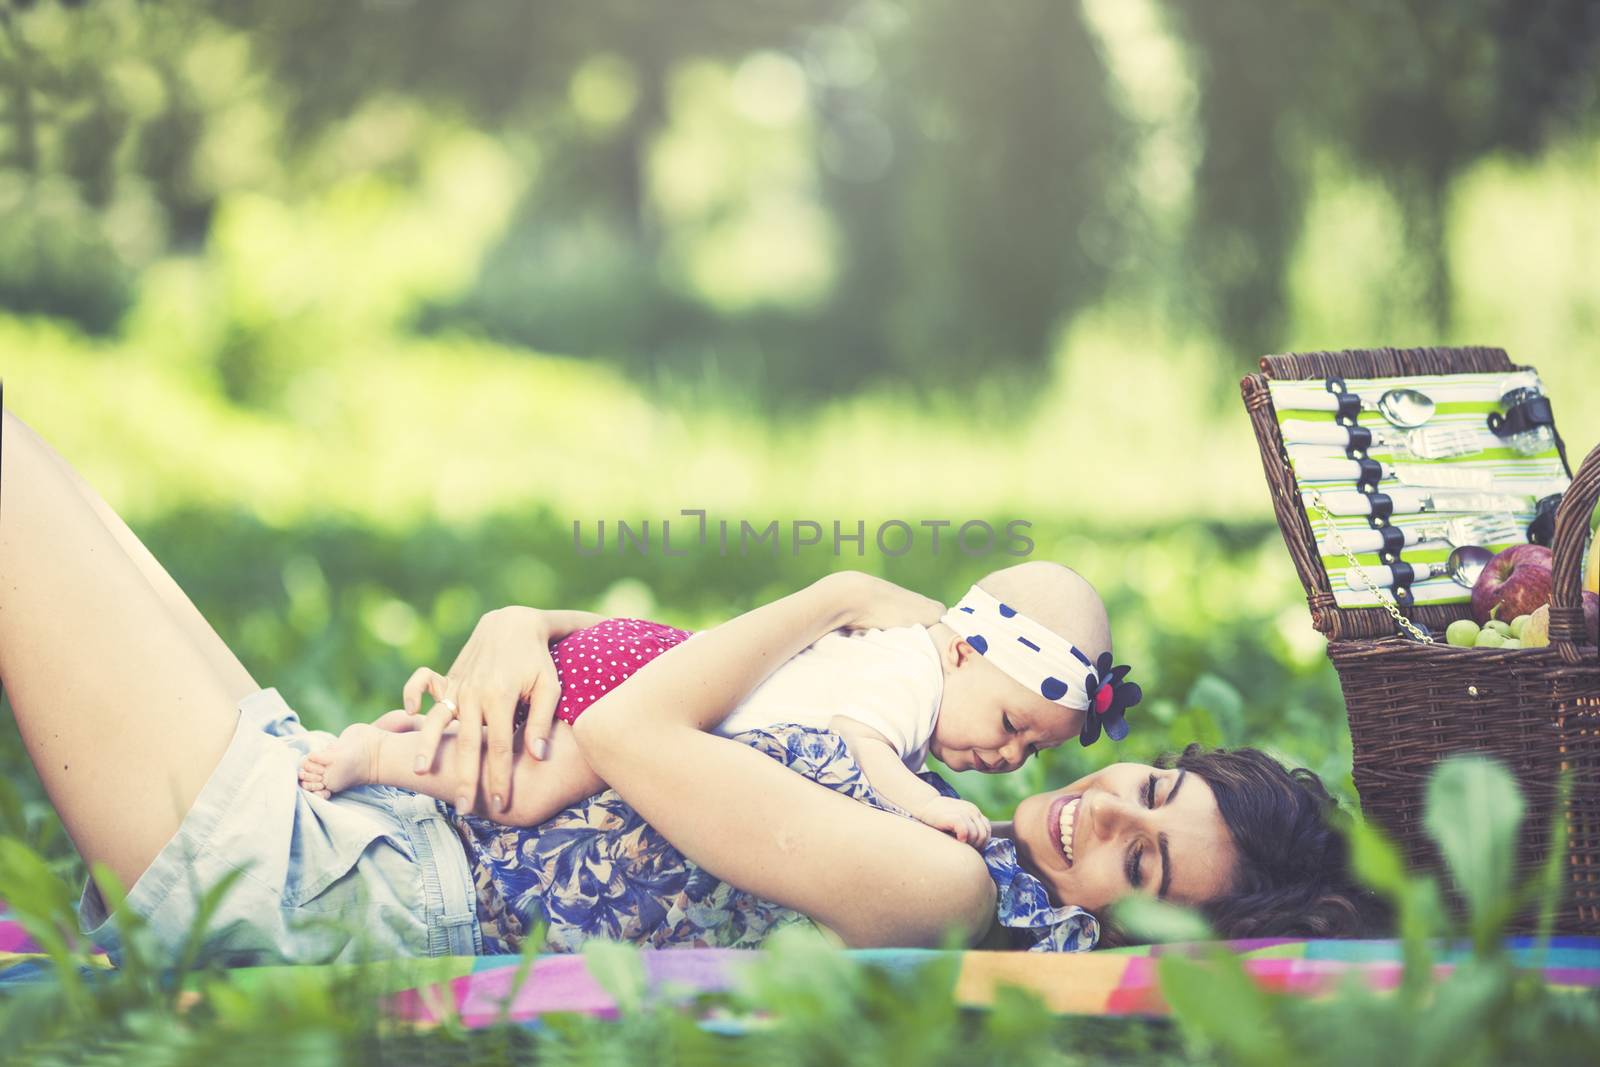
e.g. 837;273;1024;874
1267;371;1570;610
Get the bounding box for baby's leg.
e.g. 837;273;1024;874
299;720;604;825
294;708;425;796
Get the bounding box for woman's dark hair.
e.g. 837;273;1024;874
1113;744;1390;943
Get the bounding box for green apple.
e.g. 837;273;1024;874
1446;619;1481;648
1475;628;1507;648
1485;619;1513;636
1510;614;1530;639
1503;638;1522;649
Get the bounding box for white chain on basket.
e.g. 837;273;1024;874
1307;489;1435;644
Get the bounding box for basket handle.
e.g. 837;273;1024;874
1550;440;1600;664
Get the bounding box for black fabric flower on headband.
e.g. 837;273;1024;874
1079;652;1142;747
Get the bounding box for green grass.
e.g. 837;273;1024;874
5;748;1598;1065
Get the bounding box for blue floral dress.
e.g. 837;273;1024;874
450;724;1099;955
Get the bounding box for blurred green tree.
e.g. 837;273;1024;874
2;0;1597;399
1164;0;1600;359
396;0;1132;402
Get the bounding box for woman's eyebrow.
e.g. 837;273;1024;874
1156;770;1187;899
1167;769;1187;806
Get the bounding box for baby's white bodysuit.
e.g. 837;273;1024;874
692;625;945;770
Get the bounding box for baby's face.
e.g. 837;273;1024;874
928;639;1083;773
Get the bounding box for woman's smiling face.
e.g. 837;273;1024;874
1010;762;1239;912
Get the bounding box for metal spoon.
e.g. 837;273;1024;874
1376;388;1436;429
1344;544;1494;591
1445;544;1492;588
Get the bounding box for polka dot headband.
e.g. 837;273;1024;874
939;585;1141;747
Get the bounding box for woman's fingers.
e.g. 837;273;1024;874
482;688;517;813
404;606;562;808
406;668;458;775
521;658;562;761
372;708;422;733
412;701;457;774
454;690;485;815
403;666;451;717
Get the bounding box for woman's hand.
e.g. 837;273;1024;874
817;571;944;633
405;605;563;816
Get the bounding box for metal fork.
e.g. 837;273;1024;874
1316;514;1524;556
1280;419;1483;460
1381;424;1483;460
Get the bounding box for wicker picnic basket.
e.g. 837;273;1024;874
1241;346;1600;933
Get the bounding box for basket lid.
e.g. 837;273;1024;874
1240;346;1575;642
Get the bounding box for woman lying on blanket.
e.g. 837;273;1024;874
0;409;1377;965
301;560;1123;850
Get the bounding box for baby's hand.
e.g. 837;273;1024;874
914;796;991;849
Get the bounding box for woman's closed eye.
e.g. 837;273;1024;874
1125;842;1145;888
1002;713;1016;733
1125;775;1161;888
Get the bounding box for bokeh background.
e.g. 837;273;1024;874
3;0;1599;853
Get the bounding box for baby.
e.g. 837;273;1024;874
298;561;1137;846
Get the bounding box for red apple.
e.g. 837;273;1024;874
1472;544;1554;624
1584;590;1599;646
1499;543;1553;571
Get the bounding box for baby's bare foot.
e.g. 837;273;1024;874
298;722;386;799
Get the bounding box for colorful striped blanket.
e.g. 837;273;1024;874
4;913;1597;1023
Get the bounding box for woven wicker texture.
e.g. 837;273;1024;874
1241;346;1600;933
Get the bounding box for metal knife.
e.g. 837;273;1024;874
1343;563;1455;590
1315;489;1532;517
1292;456;1492;490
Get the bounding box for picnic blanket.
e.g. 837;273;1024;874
4;912;1598;1023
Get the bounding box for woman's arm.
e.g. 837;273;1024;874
531;608;607;639
573;574;996;948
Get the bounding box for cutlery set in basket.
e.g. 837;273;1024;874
1270;367;1570;613
1241;346;1600;934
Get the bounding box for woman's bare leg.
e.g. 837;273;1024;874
0;408;244;890
31;426;259;700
